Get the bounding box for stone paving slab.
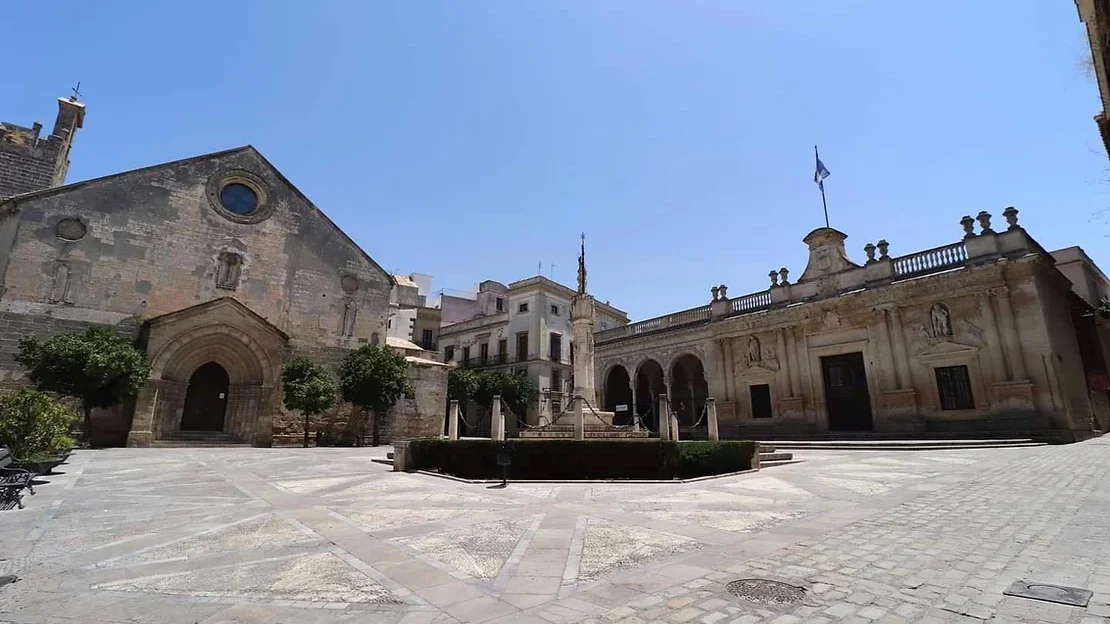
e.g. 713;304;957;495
2;442;1110;622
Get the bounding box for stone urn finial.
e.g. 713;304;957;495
718;284;728;299
960;215;976;239
769;270;779;287
977;210;994;234
778;267;789;286
863;243;876;264
711;285;719;302
877;239;890;260
1002;206;1020;231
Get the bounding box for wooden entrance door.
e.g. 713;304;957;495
180;362;229;432
821;352;873;431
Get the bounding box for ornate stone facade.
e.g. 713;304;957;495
595;210;1110;441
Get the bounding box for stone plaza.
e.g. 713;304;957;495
4;439;1110;623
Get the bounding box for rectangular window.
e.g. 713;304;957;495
518;302;529;313
550;304;559;316
549;333;562;362
551;370;562;413
935;365;974;410
444;346;454;362
462;346;470;364
750;384;772;419
496;297;504;312
516;332;529;361
421;329;434;350
480;342;489;364
498;339;507;364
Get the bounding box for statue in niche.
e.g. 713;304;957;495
215;252;242;290
930;303;952;337
341;299;358;337
747;336;762;364
49;262;72;304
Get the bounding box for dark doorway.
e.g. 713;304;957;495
604;365;633;424
821;352;873;431
635;359;665;432
180;362;230;432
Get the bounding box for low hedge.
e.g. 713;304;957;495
406;439;755;480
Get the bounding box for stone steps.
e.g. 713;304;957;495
151;431;250;447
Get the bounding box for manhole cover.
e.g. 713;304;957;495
726;579;806;605
1003;580;1092;607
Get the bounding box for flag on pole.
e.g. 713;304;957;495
814;148;830;191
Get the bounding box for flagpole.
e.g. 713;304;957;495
816;145;829;228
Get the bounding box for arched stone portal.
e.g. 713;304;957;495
180;362;230;431
635;359;665;432
671;353;708;427
603;365;632;425
127;298;287;447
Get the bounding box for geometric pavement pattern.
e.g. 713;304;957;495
2;441;1110;622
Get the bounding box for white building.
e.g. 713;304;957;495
437;276;628;423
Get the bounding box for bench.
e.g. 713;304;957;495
0;446;35;510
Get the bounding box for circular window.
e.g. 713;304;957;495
220;183;258;215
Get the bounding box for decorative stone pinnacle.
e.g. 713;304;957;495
864;243;877;264
769;270;779;287
877;239;890;260
576;232;587;295
711;285;719;302
976;211;994;234
778;268;789;286
718;284;728;299
1002;206;1020;231
960;215;976;239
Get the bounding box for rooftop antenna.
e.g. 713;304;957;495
549;263;557;279
70;81;82;102
538;260;542;276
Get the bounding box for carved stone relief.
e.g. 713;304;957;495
49;262;72;304
216;252;242;290
930;303;952;337
341;299;358;337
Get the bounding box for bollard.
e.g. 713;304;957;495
448;400;459;440
658;394;671;441
706;397;719;442
574;395;585;441
491;395;505;441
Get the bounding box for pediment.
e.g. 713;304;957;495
737;363;777;380
916;340;978;361
146;297;288;341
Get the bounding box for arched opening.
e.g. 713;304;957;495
635;359;665;432
671;354;708;429
604;365;633;425
180;362;230;432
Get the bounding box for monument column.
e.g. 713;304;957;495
570;234;599;406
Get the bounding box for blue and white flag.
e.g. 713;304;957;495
814;149;830;191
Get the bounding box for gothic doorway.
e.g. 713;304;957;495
180;362;230;432
821;352;873;431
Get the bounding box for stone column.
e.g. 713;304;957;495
573;395;585;440
873;309;894;391
994;287;1028;381
658;394;672;441
717;340;732;401
126;379;161;447
629;377;640;431
491;395;504;441
724;339;738;401
671;403;680;441
776;329;792;397
785;328;801;398
706;397;719;441
448;400;460;440
890;307;912;390
980;292;1008;382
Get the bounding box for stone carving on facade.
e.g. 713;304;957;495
864;243;877;264
341;299;358;337
769;271;779;287
930;303;952;337
960;215;976;239
1002;206;1020;230
976;211;994;235
49;262;72;304
778;268;789;286
711;285;719;301
823;309;841;330
718;284;728;300
747;336;762;363
877;239;890;260
340;274;359;294
215;252;242;290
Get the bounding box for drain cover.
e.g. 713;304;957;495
726;579;806;605
1003;580;1092;607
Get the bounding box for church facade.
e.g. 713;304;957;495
594;211;1110;441
0;97;445;446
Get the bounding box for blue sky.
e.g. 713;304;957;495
6;2;1107;321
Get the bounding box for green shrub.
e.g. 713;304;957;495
406;439;754;480
0;389;78;460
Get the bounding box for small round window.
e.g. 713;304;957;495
220;183;258;215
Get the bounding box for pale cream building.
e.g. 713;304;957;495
594;208;1110;441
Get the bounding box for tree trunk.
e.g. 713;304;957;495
82;403;93;445
303;413;309;448
371;409;380;447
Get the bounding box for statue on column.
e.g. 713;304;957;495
577;232;587;295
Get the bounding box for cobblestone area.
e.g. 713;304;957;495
1;440;1110;623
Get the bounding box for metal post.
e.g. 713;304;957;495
658;394;671;441
491;395;504;441
706;397;719;442
574;395;585;441
448;400;459;440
